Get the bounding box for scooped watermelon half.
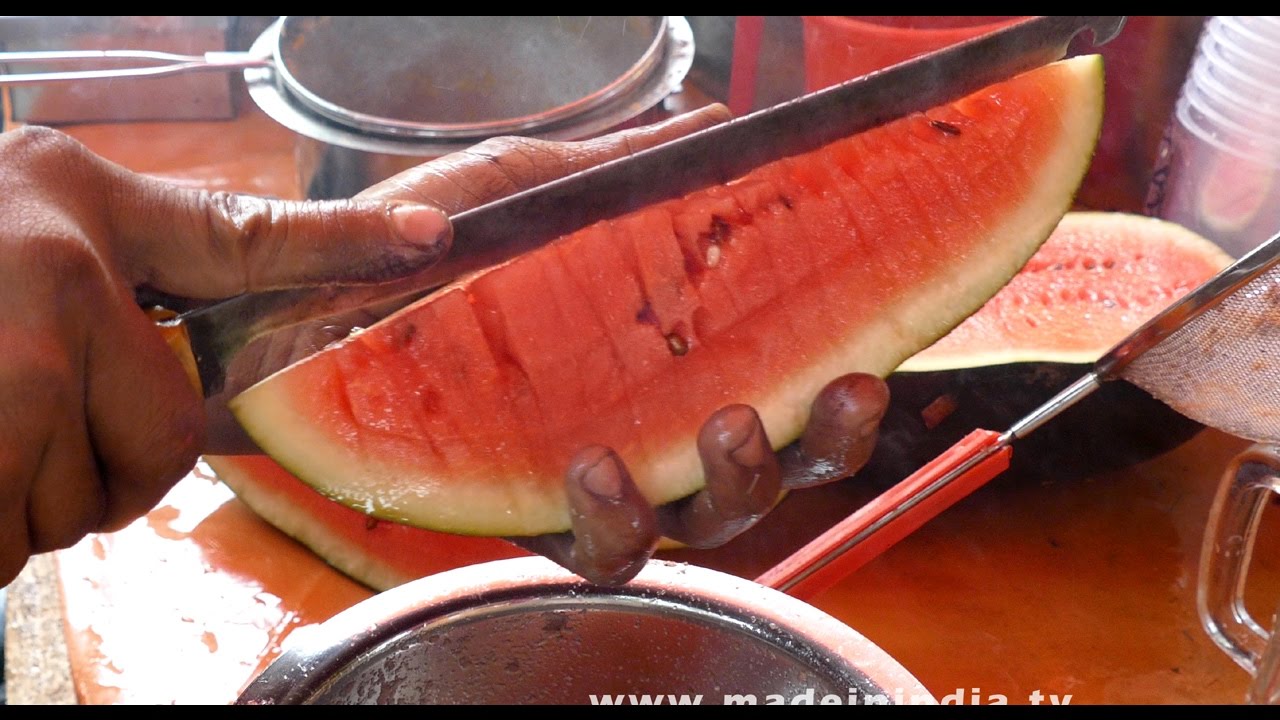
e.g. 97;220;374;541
864;211;1232;486
230;56;1105;537
209;210;1230;590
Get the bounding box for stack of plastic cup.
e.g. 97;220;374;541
1147;16;1280;258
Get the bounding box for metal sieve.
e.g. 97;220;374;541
235;558;936;705
0;16;682;140
762;227;1280;600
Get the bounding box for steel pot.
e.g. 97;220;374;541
235;557;935;705
243;16;695;198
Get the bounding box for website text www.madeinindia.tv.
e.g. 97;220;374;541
588;687;1074;705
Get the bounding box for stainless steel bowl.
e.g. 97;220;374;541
236;557;935;705
243;16;695;199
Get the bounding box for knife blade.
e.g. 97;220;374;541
162;15;1126;397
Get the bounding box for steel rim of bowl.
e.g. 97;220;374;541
235;557;935;706
269;16;670;140
244;16;694;157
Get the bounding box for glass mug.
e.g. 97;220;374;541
1199;444;1280;704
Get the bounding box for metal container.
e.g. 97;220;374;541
241;16;695;199
236;557;934;705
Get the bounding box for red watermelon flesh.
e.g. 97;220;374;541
231;56;1105;537
901;212;1233;370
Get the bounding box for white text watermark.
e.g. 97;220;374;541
588;687;1073;705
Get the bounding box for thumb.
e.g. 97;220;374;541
106;168;451;299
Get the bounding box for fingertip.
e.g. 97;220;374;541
563;446;659;585
697;404;762;463
815;373;891;425
693;102;734;123
788;373;890;489
566;446;626;505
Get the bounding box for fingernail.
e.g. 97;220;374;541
579;453;624;502
391;204;450;249
730;423;768;468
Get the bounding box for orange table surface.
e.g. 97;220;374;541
8;99;1278;706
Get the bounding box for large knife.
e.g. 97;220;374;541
161;15;1126;397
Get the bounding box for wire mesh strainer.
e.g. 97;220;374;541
761;228;1280;600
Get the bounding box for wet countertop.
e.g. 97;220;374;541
4;19;1277;705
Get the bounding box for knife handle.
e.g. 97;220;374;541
756;429;1012;601
145;307;204;396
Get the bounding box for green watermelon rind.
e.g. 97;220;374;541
231;56;1106;537
208;454;414;591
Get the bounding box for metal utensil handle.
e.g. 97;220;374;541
1198;444;1280;704
758;371;1103;600
757;430;1012;600
0;49;270;84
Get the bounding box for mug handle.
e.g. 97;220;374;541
1198;443;1280;704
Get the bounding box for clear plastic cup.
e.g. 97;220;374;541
1216;16;1280;61
1208;19;1280;76
1148;16;1280;258
1187;56;1280;136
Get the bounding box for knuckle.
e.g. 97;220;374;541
19;231;108;290
0;125;85;166
200;192;281;287
146;399;205;486
468;136;563;183
0;341;78;416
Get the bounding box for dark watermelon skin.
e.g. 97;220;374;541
863;363;1204;488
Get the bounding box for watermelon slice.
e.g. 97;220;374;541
231;56;1105;537
211;210;1229;590
871;211;1231;485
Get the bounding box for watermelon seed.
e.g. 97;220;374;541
706;244;722;267
666;333;689;356
365;516;380;530
930;120;962;136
